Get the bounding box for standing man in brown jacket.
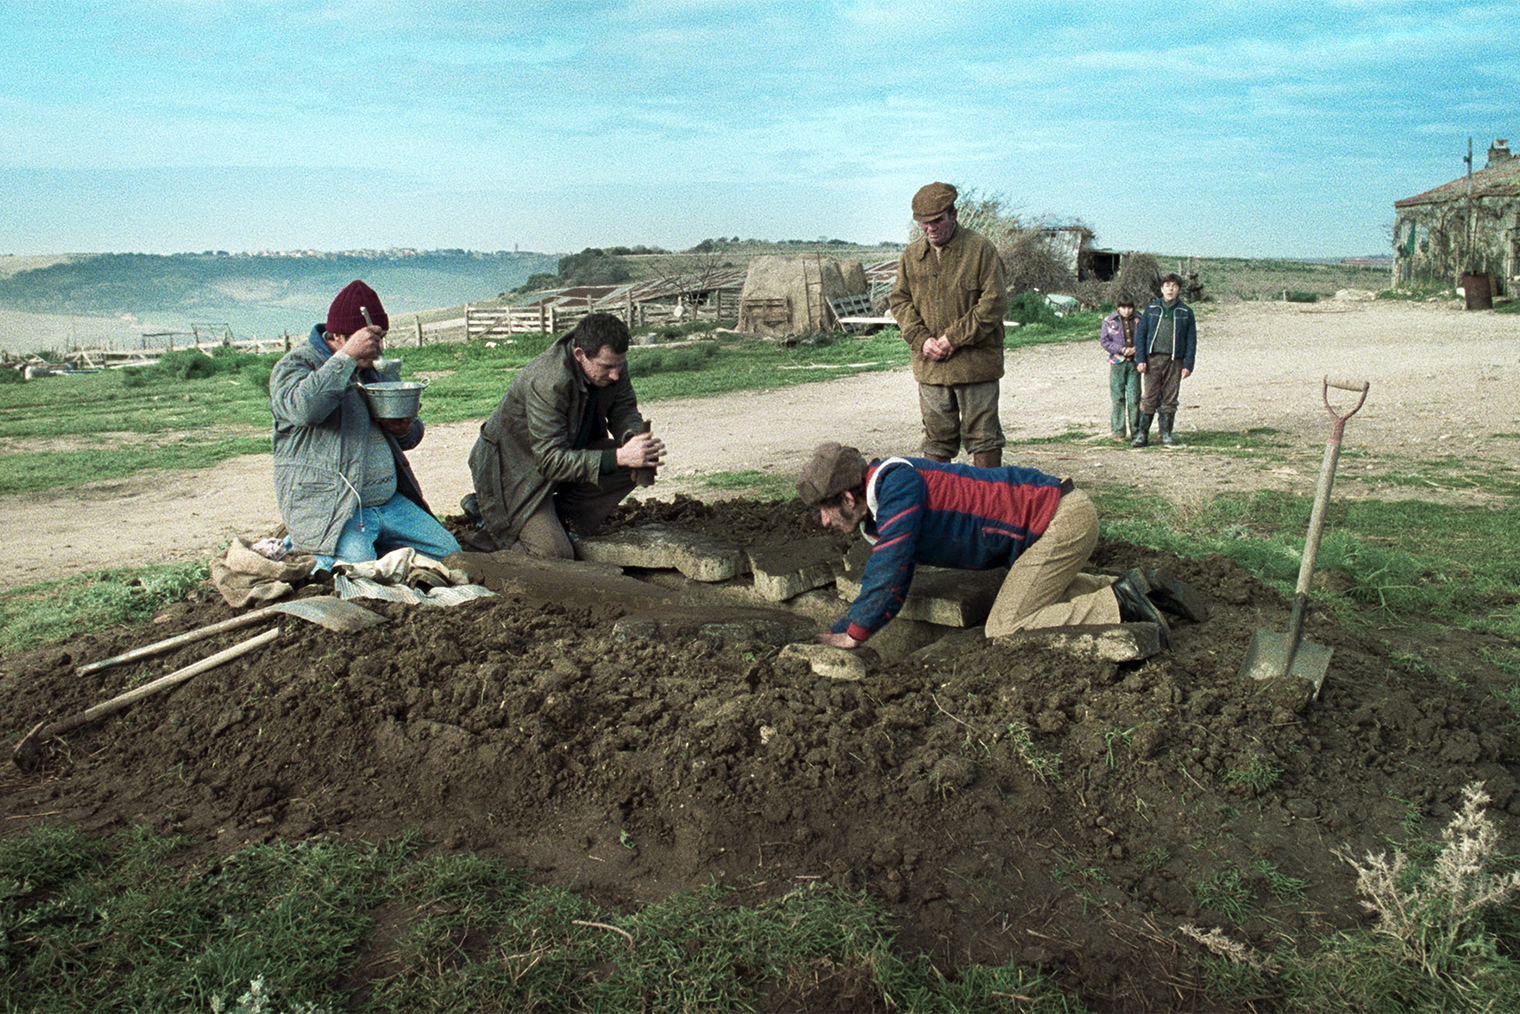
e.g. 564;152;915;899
888;182;1009;467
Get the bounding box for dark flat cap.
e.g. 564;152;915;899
796;441;867;505
911;182;958;221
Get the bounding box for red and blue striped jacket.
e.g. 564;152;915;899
831;457;1065;642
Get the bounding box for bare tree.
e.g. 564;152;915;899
912;185;1078;296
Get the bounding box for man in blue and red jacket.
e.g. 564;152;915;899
795;442;1204;647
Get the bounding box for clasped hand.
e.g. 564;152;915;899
616;431;666;469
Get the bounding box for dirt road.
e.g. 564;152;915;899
4;298;1517;589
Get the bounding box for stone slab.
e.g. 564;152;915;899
746;536;843;601
836;565;1006;627
911;623;1163;666
613;606;816;650
995;622;1164;662
778;643;869;681
575;524;747;582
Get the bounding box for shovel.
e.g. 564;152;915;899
1238;377;1369;698
14;627;281;773
75;596;386;677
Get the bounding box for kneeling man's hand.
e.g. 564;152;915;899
616;431;666;469
379;417;414;436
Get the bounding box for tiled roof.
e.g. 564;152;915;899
1395;156;1520;207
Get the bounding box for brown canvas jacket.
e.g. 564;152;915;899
468;334;644;547
888;226;1008;385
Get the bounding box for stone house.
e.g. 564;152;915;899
1393;138;1520;292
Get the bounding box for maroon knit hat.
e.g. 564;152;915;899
326;280;388;336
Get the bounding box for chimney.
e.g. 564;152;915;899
1488;139;1512;168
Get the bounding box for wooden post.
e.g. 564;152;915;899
414;313;423;346
546;304;554;334
625;291;633;327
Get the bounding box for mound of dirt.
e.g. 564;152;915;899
3;498;1517;1011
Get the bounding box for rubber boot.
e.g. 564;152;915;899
1130;414;1153;448
1111;568;1171;648
1159;414;1179;448
1145;567;1208;622
923;453;952;463
972;449;1002;469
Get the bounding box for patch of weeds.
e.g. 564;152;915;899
1253;860;1308;902
1389;650;1431;675
1004;720;1062;783
1479;645;1520;679
1222;758;1283;792
1140;847;1171;874
1103;726;1136;768
1195;867;1255;922
1052;858;1107;914
0;561;208;654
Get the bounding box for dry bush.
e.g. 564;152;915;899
912;186;1077;297
1180;924;1282;974
1335;782;1520;975
1111;253;1162;306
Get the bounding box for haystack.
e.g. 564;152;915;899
735;256;868;335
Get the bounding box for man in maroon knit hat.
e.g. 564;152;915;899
270;280;460;570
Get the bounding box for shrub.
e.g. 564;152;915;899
1006;290;1059;327
1336;783;1520;976
1284;291;1319;303
0;366;22;385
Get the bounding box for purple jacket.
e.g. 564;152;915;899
1099;311;1137;365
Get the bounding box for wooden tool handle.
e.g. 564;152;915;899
77;606;278;676
632;420;656;487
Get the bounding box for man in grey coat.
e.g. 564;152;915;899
270;280;460;570
465;312;665;558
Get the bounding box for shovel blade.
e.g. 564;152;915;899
1238;628;1333;699
268;596;387;632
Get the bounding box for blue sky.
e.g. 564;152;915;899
2;0;1515;258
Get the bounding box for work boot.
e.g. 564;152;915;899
923;453;952;463
1130;414;1153;448
1111;568;1171;648
1159;414;1179;449
1145;567;1209;622
459;527;498;553
972;449;1002;469
460;493;482;523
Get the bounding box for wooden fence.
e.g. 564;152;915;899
465;291;732;340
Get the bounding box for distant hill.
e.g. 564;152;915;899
0;250;559;341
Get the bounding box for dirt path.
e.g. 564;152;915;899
3;299;1518;589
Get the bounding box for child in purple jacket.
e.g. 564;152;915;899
1099;297;1140;441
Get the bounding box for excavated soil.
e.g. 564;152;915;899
3;495;1517;1011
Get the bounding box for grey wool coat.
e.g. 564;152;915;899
270;327;431;555
468;333;644;547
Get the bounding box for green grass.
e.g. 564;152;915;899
1;314;1104;497
0;825;1085;1013
700;469;795;497
1093;487;1520;638
0;436;271;495
1194;867;1255;922
1222;759;1284;793
0;561;209;661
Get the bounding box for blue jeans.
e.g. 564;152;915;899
312;495;462;571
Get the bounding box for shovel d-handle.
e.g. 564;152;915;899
1281;377;1369;677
